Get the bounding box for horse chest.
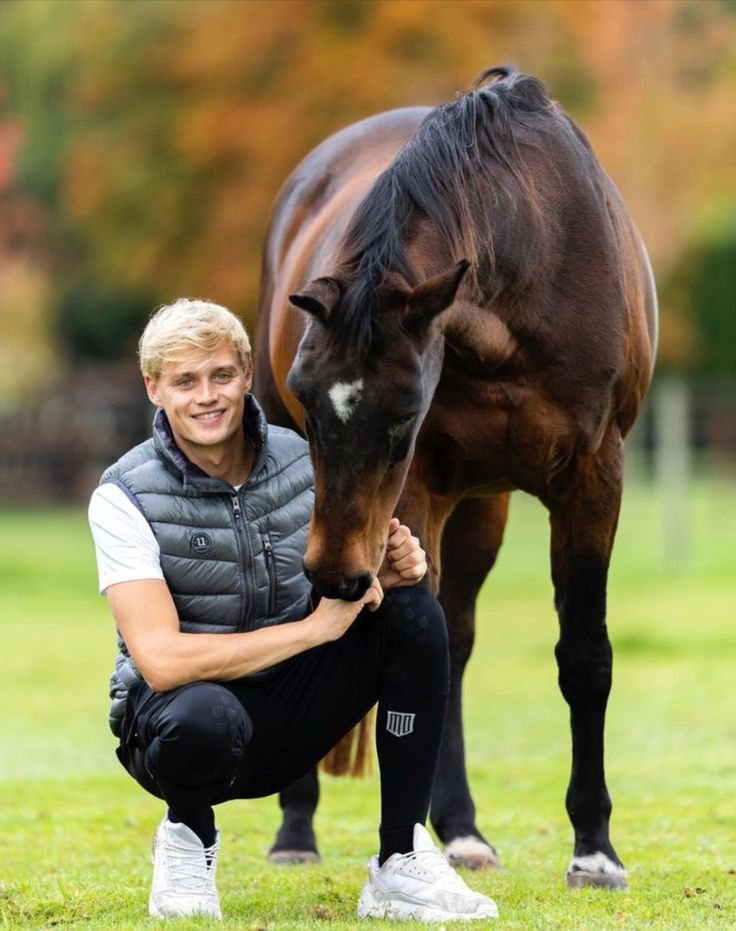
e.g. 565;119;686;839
416;394;515;496
420;374;580;498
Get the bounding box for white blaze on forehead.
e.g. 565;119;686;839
328;379;364;423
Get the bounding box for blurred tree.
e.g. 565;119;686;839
0;255;55;406
0;0;75;392
0;0;735;372
661;207;736;376
691;233;736;377
56;278;152;362
691;231;736;375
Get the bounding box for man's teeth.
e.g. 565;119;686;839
194;411;223;421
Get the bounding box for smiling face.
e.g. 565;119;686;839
144;343;253;463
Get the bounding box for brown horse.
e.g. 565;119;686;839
254;67;657;887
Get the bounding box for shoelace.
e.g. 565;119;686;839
163;837;219;892
400;848;471;890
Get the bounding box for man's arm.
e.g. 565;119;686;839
107;577;382;693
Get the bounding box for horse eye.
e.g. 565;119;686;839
389;414;415;436
388;428;414;464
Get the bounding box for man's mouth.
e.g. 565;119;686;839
192;410;225;422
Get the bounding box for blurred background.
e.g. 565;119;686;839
0;0;734;551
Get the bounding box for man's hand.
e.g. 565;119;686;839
378;517;427;590
309;577;384;643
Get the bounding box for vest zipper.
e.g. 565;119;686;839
231;493;255;631
262;533;277;616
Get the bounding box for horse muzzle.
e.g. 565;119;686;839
303;565;373;602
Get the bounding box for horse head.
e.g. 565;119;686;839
287;259;469;601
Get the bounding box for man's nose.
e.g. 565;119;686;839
195;379;216;404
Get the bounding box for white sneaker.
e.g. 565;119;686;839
357;824;499;922
149;818;222;920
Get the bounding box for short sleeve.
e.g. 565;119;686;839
88;483;164;595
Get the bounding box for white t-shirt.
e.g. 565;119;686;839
89;481;246;595
88;483;164;594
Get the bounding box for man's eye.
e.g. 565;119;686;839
215;372;234;382
177;378;194;388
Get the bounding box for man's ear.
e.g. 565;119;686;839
144;375;162;407
243;357;254;393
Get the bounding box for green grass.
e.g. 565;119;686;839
2;480;736;929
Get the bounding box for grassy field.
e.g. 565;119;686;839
2;480;735;929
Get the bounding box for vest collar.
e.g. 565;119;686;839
152;393;269;494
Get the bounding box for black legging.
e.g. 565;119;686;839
117;586;450;861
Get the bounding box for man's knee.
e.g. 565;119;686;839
381;587;450;685
146;683;252;788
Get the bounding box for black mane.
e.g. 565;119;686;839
331;66;553;354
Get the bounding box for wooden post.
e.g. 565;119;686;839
653;377;691;570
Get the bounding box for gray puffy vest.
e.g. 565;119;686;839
100;394;314;735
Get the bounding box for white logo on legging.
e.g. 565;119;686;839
386;711;416;737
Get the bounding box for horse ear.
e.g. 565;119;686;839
289;277;341;324
405;260;470;332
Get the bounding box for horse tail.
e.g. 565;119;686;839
320;706;375;777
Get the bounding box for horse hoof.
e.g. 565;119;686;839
445;836;502;870
566;853;628;890
268;849;321;865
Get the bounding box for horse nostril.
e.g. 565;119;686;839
355;572;373;599
338;573;372;602
336;579;359;601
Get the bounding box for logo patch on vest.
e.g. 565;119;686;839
190;532;213;555
386;710;415;737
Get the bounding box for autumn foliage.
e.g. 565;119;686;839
1;0;735;390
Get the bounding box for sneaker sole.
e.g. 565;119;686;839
357;885;498;922
149;891;222;920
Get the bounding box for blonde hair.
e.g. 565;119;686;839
139;298;252;379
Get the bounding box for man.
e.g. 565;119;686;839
88;298;498;922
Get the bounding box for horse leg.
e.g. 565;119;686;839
431;494;510;869
547;431;627;889
268;767;321;864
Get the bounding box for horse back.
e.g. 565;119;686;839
255;89;657;477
